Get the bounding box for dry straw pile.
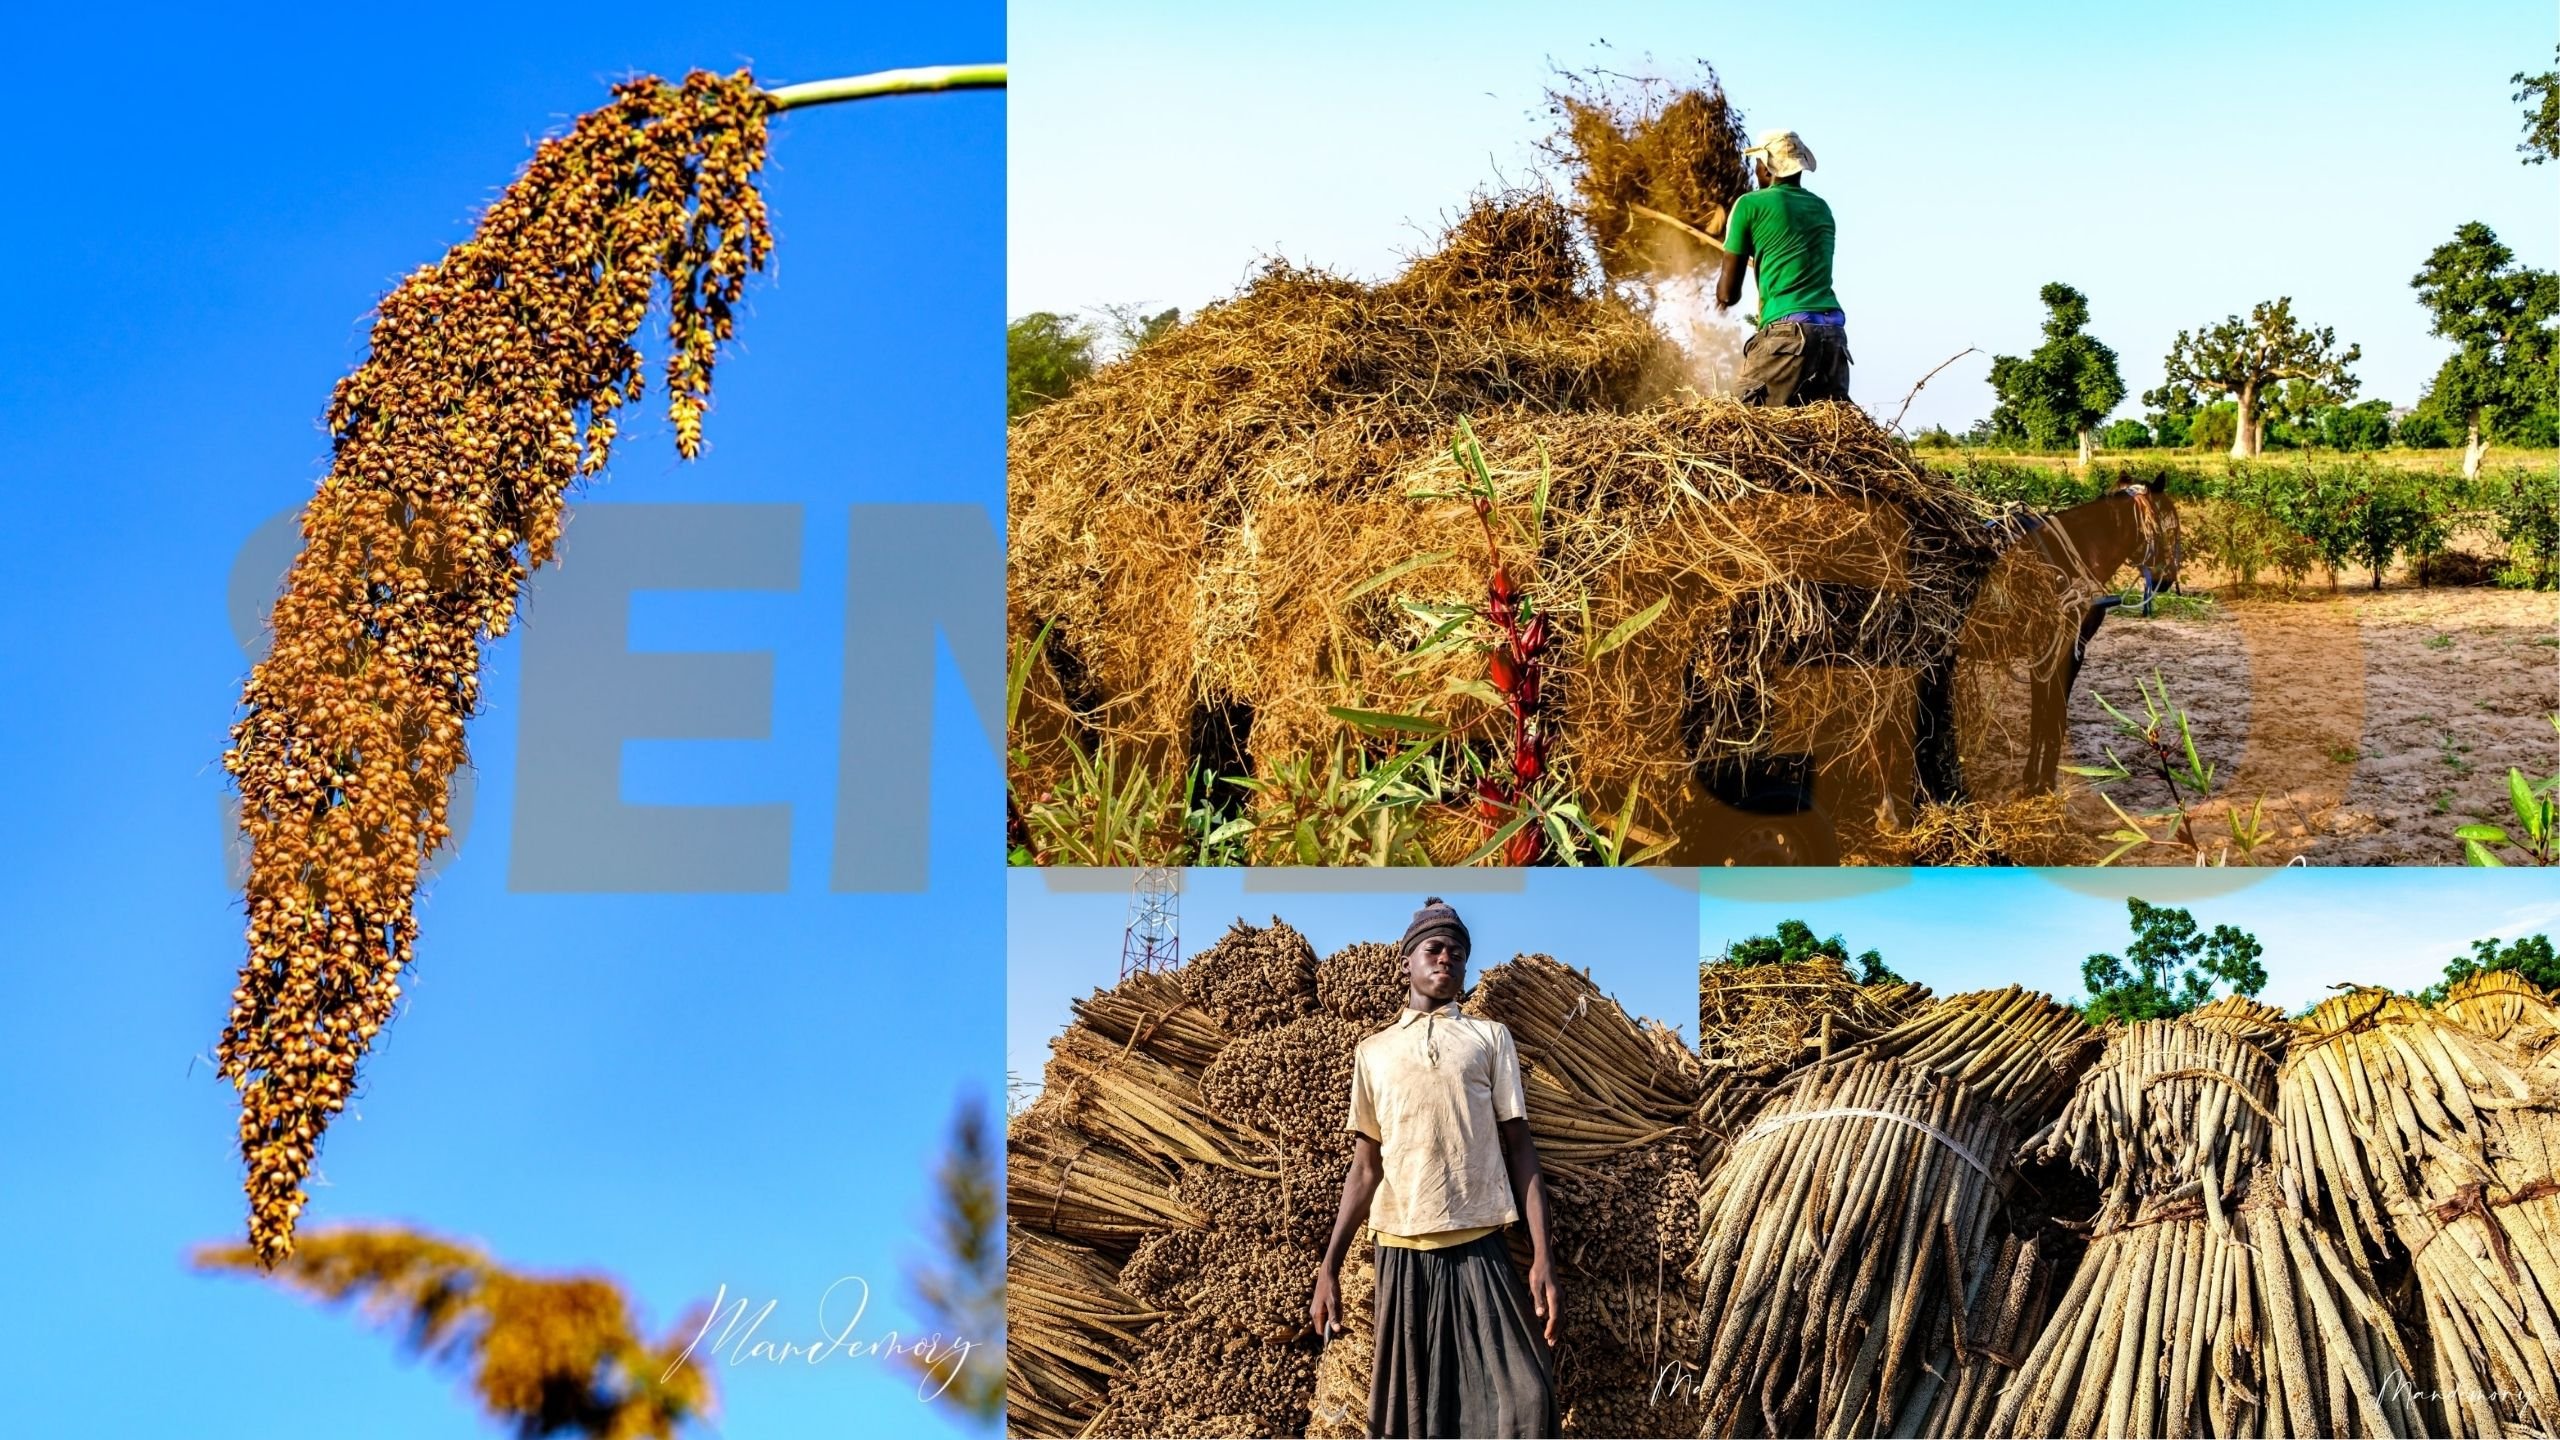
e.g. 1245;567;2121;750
1008;81;2073;861
1006;921;1704;1438
1011;949;2560;1438
218;70;774;1263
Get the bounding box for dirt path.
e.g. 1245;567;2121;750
2065;588;2560;865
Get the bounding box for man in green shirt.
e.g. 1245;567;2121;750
1714;130;1850;406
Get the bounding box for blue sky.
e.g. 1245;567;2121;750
1009;1;2556;433
1700;868;2560;1012
0;7;1000;1438
1008;869;1699;1093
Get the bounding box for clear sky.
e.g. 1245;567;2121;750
1008;868;1699;1093
0;7;1000;1437
1009;1;2556;433
1699;868;2560;1012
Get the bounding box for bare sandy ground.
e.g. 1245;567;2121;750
2064;587;2560;866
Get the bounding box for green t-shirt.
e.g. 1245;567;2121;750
1724;184;1841;327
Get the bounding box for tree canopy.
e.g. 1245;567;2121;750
2409;222;2558;456
2516;45;2559;164
2150;299;2360;458
1717;918;1904;985
2080;898;2267;1024
2416;933;2560;1006
1007;311;1099;419
1987;282;2127;455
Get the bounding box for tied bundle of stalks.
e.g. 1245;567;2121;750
1696;956;1935;1077
1044;1027;1280;1180
1820;984;2099;1133
1201;1015;1371;1146
1994;1019;2420;1438
1005;1225;1170;1437
1989;1172;2423;1439
2024;1020;2277;1235
2185;993;2296;1058
217;70;774;1263
1071;968;1231;1074
2282;987;2560;1435
1098;1230;1326;1438
2438;967;2560;1057
1688;1057;2019;1437
1007;1101;1203;1253
1476;953;1700;1128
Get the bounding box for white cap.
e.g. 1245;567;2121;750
1744;130;1816;178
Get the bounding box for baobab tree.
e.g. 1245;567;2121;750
2148;298;2360;459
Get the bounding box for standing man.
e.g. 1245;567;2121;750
1308;897;1559;1439
1715;129;1851;406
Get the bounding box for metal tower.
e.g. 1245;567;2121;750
1119;867;1180;980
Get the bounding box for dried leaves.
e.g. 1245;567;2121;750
218;70;773;1263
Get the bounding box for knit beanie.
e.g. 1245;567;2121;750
1399;896;1471;957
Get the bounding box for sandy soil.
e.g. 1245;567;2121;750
2064;587;2560;865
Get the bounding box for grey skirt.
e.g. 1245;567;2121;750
1368;1231;1558;1439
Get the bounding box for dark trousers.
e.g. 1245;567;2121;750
1737;320;1852;406
1368;1232;1557;1439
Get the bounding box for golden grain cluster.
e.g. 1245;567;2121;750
218;70;773;1263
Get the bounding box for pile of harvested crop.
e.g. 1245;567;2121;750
1696;954;1934;1076
1997;1018;2420;1438
2438;966;2560;1056
1685;988;2096;1436
218;70;775;1263
1005;920;1706;1438
1005;86;2096;862
2284;987;2560;1435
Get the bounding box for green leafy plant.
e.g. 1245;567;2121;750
2068;672;2269;865
2455;715;2560;865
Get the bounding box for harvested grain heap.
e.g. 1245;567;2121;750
1008;93;2062;857
1005;921;1706;1438
218;70;773;1263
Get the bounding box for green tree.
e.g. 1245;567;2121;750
1717;918;1903;985
2314;399;2394;451
2151;299;2361;459
2189;400;2238;454
1987;283;2128;467
2415;933;2560;1005
2100;417;2152;450
2516;45;2559;164
2411;222;2560;479
1006;311;1099;419
2080;897;2267;1023
2396;409;2454;449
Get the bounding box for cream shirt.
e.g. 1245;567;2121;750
1345;1003;1528;1237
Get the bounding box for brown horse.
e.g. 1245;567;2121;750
2017;484;2180;791
1909;483;2178;807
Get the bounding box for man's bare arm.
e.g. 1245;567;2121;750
1309;1132;1383;1338
1715;248;1749;313
1498;1116;1559;1344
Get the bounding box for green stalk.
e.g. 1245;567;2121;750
764;64;1006;111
